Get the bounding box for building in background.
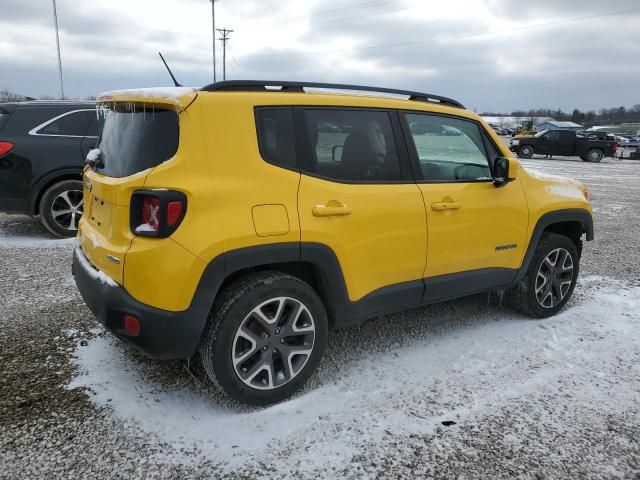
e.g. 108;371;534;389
535;120;583;131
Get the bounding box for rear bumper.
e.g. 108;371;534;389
72;247;210;359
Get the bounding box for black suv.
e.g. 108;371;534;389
0;101;101;236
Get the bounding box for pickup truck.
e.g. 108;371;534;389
509;129;617;162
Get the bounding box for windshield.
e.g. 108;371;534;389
96;104;178;178
534;129;549;138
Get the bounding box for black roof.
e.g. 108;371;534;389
201;80;464;109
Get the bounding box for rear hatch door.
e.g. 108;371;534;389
79;89;194;283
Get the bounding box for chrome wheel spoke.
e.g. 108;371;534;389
52;208;71;219
535;247;574;309
58;191;74;209
232;296;316;391
52;189;83;231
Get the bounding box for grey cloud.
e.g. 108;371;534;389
0;0;638;111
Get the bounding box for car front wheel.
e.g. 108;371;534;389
586;148;603;162
518;145;534;158
200;272;328;406
39;179;84;237
508;233;580;318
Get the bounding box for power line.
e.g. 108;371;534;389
238;0;402;29
232;7;640;59
0;1;404;36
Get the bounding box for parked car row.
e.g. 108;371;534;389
0;101;101;236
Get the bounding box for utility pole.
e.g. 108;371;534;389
210;0;216;83
216;28;233;81
51;0;64;99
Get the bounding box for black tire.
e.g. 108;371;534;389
507;233;580;319
518;145;534;159
200;271;328;406
586;148;603;163
39;179;84;237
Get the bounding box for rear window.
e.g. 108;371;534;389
97;104;178;178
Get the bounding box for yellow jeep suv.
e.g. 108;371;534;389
73;81;593;405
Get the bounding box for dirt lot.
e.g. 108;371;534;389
1;157;639;479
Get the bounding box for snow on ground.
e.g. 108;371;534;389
0;232;75;248
67;276;640;476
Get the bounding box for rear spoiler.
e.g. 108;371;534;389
96;87;197;112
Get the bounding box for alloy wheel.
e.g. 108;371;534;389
535;248;574;308
232;296;316;390
50;189;83;231
588;150;602;162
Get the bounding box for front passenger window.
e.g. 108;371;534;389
403;113;492;182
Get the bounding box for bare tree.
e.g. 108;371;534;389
0;89;26;102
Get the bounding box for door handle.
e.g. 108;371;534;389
431;201;462;211
312;201;352;217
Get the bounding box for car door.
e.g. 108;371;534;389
401;112;528;291
537;130;560;155
296;107;427;303
557;130;575;156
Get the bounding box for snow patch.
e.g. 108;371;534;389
0;234;76;249
68;279;640;474
86;148;101;162
134;224;156;233
99;87;196;101
74;247;118;287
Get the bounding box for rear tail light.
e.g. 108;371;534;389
0;141;14;157
166;201;183;227
130;190;187;238
141;196;161;233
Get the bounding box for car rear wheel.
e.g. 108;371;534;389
39;179;84;237
200;271;328;406
507;233;579;318
586;148;603;162
518;145;534;159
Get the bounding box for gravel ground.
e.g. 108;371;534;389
1;156;639;479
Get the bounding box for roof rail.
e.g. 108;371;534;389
200;80;464;109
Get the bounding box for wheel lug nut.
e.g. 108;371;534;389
262;346;268;351
280;339;285;344
275;328;280;334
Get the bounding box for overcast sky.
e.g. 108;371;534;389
1;0;639;112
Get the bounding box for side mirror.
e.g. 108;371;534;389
493;157;515;187
332;145;343;162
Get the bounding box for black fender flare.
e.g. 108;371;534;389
513;208;594;283
29;167;83;215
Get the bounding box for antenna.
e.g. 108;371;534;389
158;52;182;87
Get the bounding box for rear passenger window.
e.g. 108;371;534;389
404;113;492;182
301;109;403;182
255;108;297;169
38;110;94;136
